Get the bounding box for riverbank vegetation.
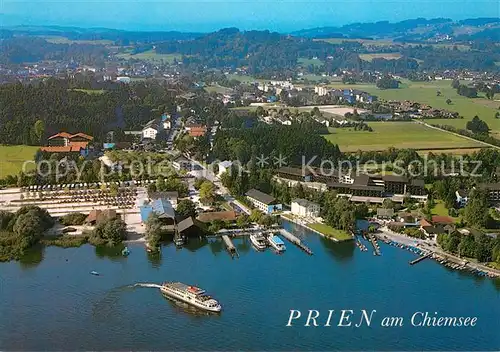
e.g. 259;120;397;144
0;206;54;261
0;206;128;262
308;223;352;241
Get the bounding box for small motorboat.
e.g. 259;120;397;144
122;246;130;256
90;271;100;276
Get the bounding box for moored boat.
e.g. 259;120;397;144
268;234;286;252
160;282;221;312
250;233;267;250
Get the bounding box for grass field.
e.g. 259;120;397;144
0;145;39;178
39;36;114;45
325;80;500;136
322;122;484;152
431;200;460;222
116;50;182;63
359;53;402;61
309;223;352;241
298;57;323;67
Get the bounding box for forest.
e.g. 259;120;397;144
0;79;178;144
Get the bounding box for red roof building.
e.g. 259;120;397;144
188;126;207;137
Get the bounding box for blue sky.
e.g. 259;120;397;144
2;0;499;32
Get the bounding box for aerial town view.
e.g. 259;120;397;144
0;0;499;350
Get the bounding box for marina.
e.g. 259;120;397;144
1;224;499;351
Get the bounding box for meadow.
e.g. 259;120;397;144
359;53;402;61
0;145;39;178
322;121;484;152
325;80;500;136
116;50;182;63
39;36;114;45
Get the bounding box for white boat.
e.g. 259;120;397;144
250;233;267;250
268;234;286;252
174;236;185;247
90;271;99;276
160;282;221;312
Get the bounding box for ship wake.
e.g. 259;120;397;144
131;283;162;289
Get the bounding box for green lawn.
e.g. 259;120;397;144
116;50;182;63
322;122;483;152
323;80;500;137
309;223;353;241
359;53;402;61
0;145;40;178
431;200;460;222
298;57;323;67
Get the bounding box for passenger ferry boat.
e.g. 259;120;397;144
160;282;221;312
268;234;286;252
250;233;267;250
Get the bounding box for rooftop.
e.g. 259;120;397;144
246;189;276;205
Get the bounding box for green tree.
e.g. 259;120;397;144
33;119;45;144
199;181;216;204
176;199;197;219
464;189;490;228
145;213;163;248
249;209;263;223
90;217;127;246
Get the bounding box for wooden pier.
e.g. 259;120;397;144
409;253;430;265
279;229;313;255
368;234;381;256
221;234;238;258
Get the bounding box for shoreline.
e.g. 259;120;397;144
376;227;500;278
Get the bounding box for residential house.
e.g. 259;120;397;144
291;198;320;218
84;209;117;225
172;155;192;170
421;225;446;239
142;119;162;140
431;215;455;226
218;160;233;176
456;189;468;207
478;183;500;202
245;189;282;214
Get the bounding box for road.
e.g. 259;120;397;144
415;120;500;150
187;157;251;215
377;226;500;277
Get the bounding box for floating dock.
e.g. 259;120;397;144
409;253;430;265
368;234;381;256
221;235;238;258
279;229;313;255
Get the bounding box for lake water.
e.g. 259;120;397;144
1;220;499;351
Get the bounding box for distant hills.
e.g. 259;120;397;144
1;17;499;43
291;17;500;41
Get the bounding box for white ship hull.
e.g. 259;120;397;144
160;286;221;312
250;234;267;250
268;235;286;252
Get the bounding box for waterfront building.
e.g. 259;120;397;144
140;198;176;228
148;191;179;208
245;189;282;214
291;199;320;218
